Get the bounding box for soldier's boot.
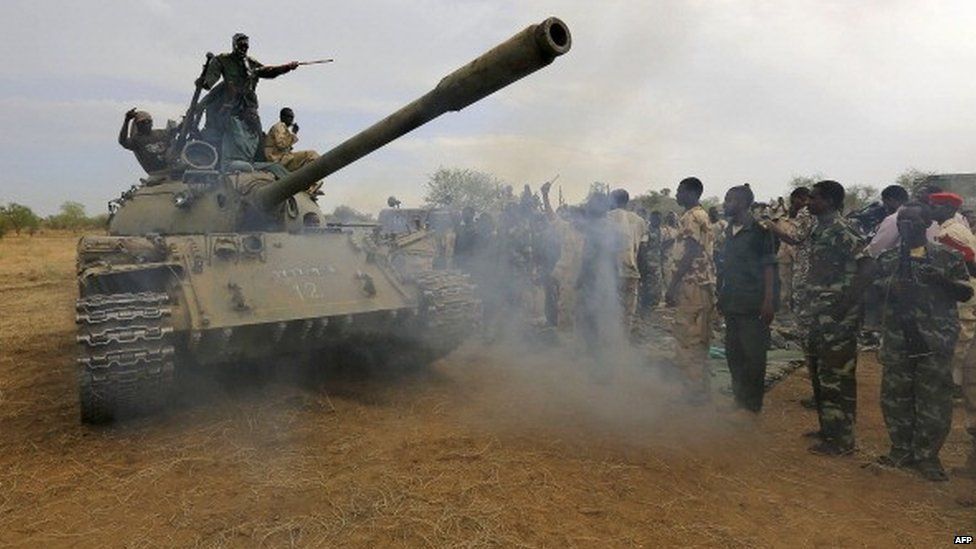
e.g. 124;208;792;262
952;441;976;478
876;448;914;469
808;440;854;457
914;457;948;482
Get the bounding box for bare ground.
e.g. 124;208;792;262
0;233;973;548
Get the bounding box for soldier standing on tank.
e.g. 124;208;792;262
118;108;176;174
665;177;716;404
803;180;871;456
198;33;299;166
873;202;972;480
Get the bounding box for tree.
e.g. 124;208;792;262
0;203;40;235
894;167;935;192
632;189;681;214
423;167;506;211
701;195;721;210
328;205;374;224
57;201;87;230
843;184;879;213
788;173;823;190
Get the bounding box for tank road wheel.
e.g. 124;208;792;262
75;292;176;423
413;270;481;359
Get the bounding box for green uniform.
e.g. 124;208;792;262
875;243;967;462
638;225;664;312
120;128;173;173
805;213;865;450
200;52;292;165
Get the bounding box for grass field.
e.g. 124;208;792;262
0;233;973;547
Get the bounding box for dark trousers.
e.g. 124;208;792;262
725;314;770;412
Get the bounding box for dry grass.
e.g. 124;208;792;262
0;233;973;548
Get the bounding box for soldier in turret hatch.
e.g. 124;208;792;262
197;33;299;166
118;108;175;174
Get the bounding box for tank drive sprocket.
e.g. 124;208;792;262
75;291;176;423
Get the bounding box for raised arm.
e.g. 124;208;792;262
540;181;556;220
118;108;136;149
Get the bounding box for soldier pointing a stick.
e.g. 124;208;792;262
197;33;300;166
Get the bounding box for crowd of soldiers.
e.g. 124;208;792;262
441;177;976;483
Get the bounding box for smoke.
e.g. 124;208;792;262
441;191;739;446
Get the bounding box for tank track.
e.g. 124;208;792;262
413;270;481;357
75;291;176;423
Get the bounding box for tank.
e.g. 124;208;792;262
75;17;572;423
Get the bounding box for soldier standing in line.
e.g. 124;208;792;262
718;185;777;412
607;189;648;335
198;33;299;166
763;187;816;409
541;182;584;334
661;211;679;293
708;206;728;276
576;193;618;355
874;202;972;480
803;180;871;456
638;211;665;316
665;177;716;404
927;193;976;477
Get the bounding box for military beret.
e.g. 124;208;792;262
929;192;963;208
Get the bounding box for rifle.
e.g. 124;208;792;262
846;201;887;238
296;59;334;66
170;52;214;161
895;234;928;355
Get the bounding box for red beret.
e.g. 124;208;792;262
929;192;963;208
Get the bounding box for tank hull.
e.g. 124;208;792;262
75;232;480;422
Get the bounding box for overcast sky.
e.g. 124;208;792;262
2;0;976;216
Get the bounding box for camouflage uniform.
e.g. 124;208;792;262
264;122;320;170
607;208;648;332
804;213;865;450
661;224;678;290
672;205;716;395
875;243;967;463
786;208;815;323
638;225;664;313
711;219;728;283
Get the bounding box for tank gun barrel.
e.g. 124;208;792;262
254;16;571;211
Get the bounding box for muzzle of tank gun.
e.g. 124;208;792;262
253;16;572;212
